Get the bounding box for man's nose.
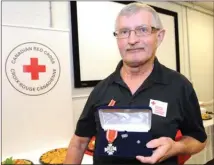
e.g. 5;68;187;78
128;31;140;45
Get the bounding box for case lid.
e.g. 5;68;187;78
98;106;152;132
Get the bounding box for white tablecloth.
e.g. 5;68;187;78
2;143;93;164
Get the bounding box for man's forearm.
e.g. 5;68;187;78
64;135;90;164
171;136;207;156
64;145;85;164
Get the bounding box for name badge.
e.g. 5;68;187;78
149;99;168;117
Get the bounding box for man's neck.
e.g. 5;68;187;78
121;58;154;80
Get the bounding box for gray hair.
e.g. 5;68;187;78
115;2;163;29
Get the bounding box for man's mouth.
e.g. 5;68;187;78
127;48;145;52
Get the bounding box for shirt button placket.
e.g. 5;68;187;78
129;99;134;105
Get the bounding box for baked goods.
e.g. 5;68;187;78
2;157;33;164
40;148;67;164
87;136;95;151
201;113;212;120
13;159;32;164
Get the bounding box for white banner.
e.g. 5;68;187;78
2;25;73;158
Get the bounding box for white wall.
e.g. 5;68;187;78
187;8;213;103
0;0;2;161
2;1;51;27
2;0;213;157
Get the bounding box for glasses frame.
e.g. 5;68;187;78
113;25;160;39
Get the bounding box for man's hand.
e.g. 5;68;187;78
136;137;176;164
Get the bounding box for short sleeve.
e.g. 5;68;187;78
74;89;98;138
179;86;207;143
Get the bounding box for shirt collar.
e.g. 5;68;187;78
110;57;170;85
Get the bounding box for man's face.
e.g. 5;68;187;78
115;10;164;67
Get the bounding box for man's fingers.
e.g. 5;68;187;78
136;138;164;164
149;147;164;162
146;138;163;148
136;154;161;164
137;137;174;164
136;156;155;164
136;146;165;164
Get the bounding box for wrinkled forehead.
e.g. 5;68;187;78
115;10;156;30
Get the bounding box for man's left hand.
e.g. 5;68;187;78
136;137;177;164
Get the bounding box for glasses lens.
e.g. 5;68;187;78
116;29;130;38
136;26;151;36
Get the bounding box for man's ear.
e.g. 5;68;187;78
156;29;165;47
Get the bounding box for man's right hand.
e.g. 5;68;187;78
63;135;90;164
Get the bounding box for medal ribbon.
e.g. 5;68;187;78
106;99;118;144
106;129;118;143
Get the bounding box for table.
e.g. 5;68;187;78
2;141;93;164
2;119;213;164
203;117;214;127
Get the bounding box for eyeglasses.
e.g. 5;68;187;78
113;25;159;39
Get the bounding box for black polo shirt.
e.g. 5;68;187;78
75;58;207;165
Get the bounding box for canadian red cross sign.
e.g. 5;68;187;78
5;42;60;96
23;58;46;80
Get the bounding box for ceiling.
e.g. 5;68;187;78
192;2;214;12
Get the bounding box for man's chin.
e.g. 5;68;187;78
124;60;145;68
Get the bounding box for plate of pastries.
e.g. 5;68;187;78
2;157;33;164
39;148;67;164
87;136;95;152
201;113;212;120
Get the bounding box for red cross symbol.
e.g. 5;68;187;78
151;101;156;105
23;58;46;80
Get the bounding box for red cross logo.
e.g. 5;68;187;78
151;101;156;105
23;58;46;80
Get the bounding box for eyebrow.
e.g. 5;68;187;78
116;27;130;31
116;24;152;30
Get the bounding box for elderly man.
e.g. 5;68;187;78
64;2;207;165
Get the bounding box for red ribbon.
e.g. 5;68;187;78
106;129;118;143
106;99;118;144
